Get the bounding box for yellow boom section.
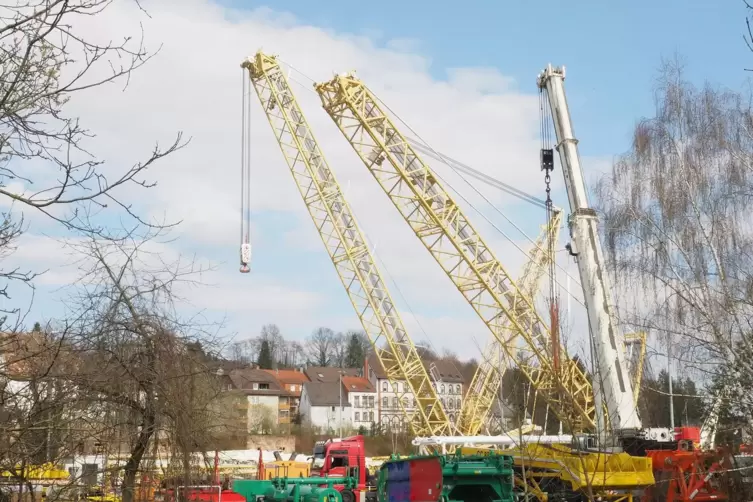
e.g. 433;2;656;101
458;210;562;436
315;73;596;432
242;53;452;436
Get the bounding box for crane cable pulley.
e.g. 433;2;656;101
240;68;252;273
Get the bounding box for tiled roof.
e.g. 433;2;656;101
304;366;360;383
367;353;465;383
228;368;284;395
262;369;310;384
342;376;375;393
426;359;465;383
366;353;387;379
303;381;353;407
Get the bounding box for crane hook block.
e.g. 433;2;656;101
240;243;252;274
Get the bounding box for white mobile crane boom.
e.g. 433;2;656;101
537;64;640;433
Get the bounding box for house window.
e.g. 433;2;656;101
396;382;401;393
392;397;398;408
354;396;360;407
456;384;461;394
368;396;374;408
382;381;388;392
355;412;360;421
382;397;388;408
456;398;461;409
331;406;335;412
440;384;445;394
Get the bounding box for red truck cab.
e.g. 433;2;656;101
310;435;375;502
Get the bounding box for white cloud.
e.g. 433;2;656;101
7;0;614;361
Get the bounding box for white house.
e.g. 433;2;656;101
341;376;377;429
365;354;466;431
227;368;284;433
300;381;352;433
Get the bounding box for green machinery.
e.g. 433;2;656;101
233;476;354;502
377;451;514;502
232;451;514;502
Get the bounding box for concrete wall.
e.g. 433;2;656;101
245;434;295;452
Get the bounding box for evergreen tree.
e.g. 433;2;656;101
32;321;41;332
257;340;273;369
345;332;365;368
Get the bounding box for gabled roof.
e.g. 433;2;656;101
366;353;387;379
303;381;352;407
367;353;465;383
304;366;360;383
342;376;375;393
426;359;465;383
262;369;309;385
228;368;284;395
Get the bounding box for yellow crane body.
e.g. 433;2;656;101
314;71;653;498
314;74;595;432
242;52;452;436
458;210;563;436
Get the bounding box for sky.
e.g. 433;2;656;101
5;0;752;367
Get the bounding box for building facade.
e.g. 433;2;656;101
262;368;309;429
227;368;284;433
341;376;377;430
365;354;466;432
300;381;352;433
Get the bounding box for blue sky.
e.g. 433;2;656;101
220;0;752;160
9;0;752;365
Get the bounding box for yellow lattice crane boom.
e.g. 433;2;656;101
457;209;563;436
315;74;596;431
241;52;453;436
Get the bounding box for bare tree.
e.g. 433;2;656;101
594;58;753;431
331;332;347;368
0;0;185;328
306;327;335;366
59;228;217;502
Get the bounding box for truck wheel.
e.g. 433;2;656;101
340;489;355;502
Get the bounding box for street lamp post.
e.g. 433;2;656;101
339;370;343;438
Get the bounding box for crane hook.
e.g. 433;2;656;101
240;242;252;274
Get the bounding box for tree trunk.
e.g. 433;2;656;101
121;409;156;502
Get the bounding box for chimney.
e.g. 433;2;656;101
363;356;370;380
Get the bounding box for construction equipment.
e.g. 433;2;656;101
233;435;515;502
313;72;654;501
240;51;565;438
315;72;595;435
537;63;728;502
458;210;563;437
240;51;453;437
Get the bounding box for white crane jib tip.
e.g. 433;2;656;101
536;64;566;87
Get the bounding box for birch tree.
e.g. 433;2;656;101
594;59;753;431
